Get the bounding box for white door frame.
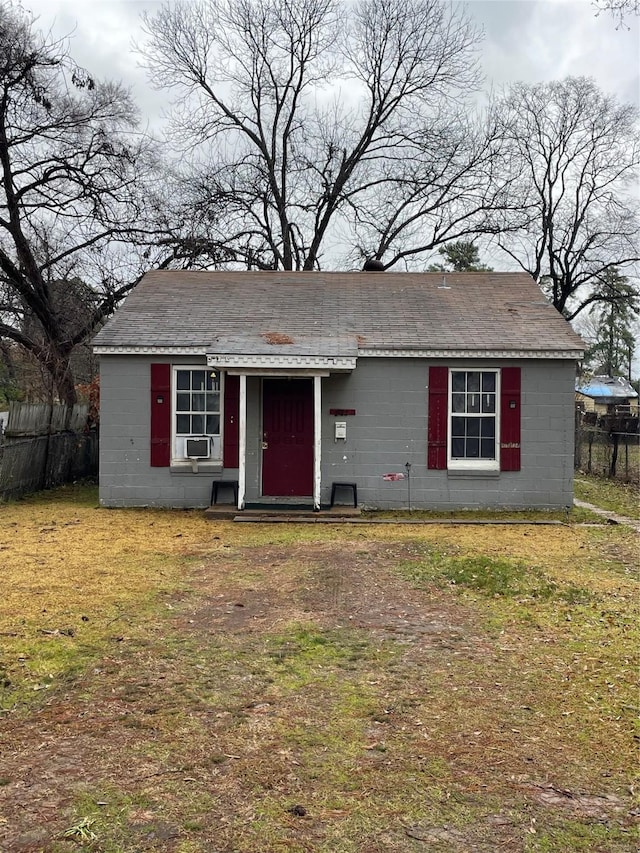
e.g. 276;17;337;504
236;371;322;510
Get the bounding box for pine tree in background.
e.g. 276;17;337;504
427;241;493;272
583;269;639;379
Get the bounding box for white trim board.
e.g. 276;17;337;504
207;354;356;371
360;348;583;359
94;346;582;360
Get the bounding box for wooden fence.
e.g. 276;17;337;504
0;402;98;500
2;401;88;436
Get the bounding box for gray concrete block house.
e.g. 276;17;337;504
93;270;584;510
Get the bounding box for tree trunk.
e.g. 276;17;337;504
50;353;77;408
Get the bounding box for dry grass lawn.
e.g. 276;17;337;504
0;484;638;853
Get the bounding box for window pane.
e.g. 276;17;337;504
206;392;220;411
206;414;220;434
191;414;204;433
192;371;206;391
482;373;496;393
192;393;205;411
451;416;465;437
467;393;480;413
482;393;495;413
451;437;465;457
480;417;495;438
452;372;466;392
452;393;465;413
481;438;495;459
467;419;480;437
467;438;479;458
467;373;480;392
176;371;190;390
176;414;190;433
176;393;190;411
206;373;219;391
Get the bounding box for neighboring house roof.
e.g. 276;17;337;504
576;375;638;401
93;270;585;359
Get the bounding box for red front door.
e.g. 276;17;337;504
262;378;314;497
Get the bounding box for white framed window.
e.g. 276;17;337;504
172;367;222;461
448;369;500;470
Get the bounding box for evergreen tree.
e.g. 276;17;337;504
583;269;639;378
427;241;492;272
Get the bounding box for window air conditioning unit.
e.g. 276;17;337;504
186;437;211;459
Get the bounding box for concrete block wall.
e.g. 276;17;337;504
320;358;575;510
99;355;575;509
99;356;231;507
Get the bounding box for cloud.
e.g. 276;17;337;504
21;0;640;128
28;0;168;129
468;0;639;105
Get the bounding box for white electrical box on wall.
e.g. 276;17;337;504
334;421;347;440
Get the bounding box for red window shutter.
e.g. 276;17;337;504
428;366;448;469
150;363;171;467
500;367;521;471
223;374;240;468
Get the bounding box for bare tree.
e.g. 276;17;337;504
139;0;512;271
489;77;640;319
593;0;640;28
0;5;171;405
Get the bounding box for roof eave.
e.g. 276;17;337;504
360;347;584;360
94;344;584;360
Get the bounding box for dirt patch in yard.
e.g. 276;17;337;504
180;541;472;645
0;498;637;852
1;539;498;853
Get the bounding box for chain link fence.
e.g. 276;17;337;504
575;411;640;484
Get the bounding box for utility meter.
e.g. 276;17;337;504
334;421;347;440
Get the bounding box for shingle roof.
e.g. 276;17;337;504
93;270;585;356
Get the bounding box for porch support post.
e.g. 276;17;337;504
313;374;322;511
238;373;247;510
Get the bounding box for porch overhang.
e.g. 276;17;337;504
206;353;356;372
205;332;358;375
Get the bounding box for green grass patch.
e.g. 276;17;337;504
574;474;640;519
396;550;593;605
0;581;188;711
526;818;636;852
58;787;164;853
440;554;555;598
264;623;380;684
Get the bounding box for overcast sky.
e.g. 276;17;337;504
18;0;640;362
25;0;640;129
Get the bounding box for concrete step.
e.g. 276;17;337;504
204;505;361;521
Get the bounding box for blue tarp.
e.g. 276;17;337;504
576;376;638;400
